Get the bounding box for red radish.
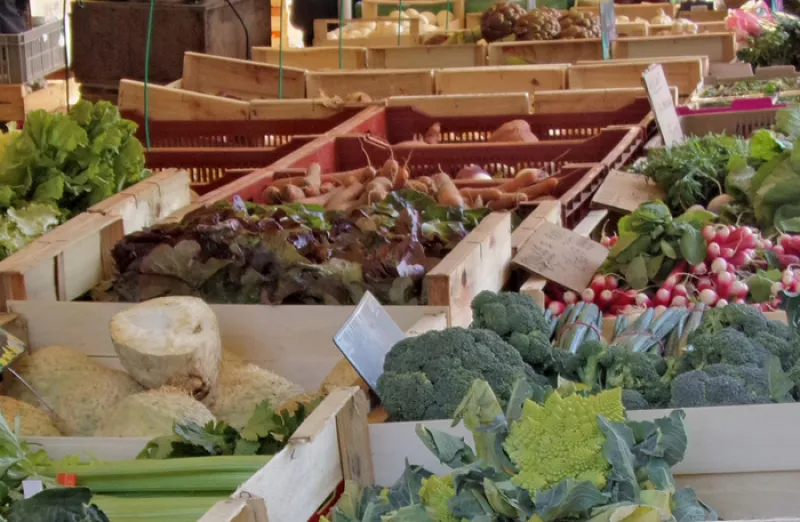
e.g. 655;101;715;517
563;291;578;304
605;275;619;290
771;281;784;296
782;269;794;287
791;279;800;292
597;290;614;309
715;226;731;242
790;236;800;253
715;298;729;307
730;280;749;298
612;289;637;306
774;245;786;256
739;229;757;249
544;295;551;307
691;263;708;275
582;288;595;303
780;234;792;250
716;271;734;298
721;247;736;260
707;242;721;260
548;301;566;315
655;288;672;306
763;238;773;248
730;250;753;267
590;275;607;295
734;298;746;305
672;283;688;298
697;278;714;292
654;305;667;315
601;236;611;247
699;288;718;306
710;258;727;274
635;293;651;307
779;254;800;267
702;225;715;241
671;295;688;307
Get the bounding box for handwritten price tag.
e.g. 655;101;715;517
513;222;609;292
642;64;684;147
593;170;664;214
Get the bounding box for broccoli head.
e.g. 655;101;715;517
471;291;549;338
693;303;767;338
752;331;799;371
377;327;540;421
621;389;651;410
600;347;670;408
554;340;606;388
669;368;774;408
679;328;771;372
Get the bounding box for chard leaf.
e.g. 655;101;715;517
533;480;608;522
645;459;675;491
385;463;430;509
774;204;800;232
678;228;705;265
659;240;677;259
415;425;476;469
624;255;649;290
651;410;688;467
597;417;639;502
646;255;664;281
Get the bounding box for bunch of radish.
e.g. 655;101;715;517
544;274;649;318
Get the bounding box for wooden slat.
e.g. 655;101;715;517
182;52;307;100
249;99;382;120
435;65;568;95
252;46;368;70
305;69;435;99
0;80;78;121
388;93;530;116
117;80;250;120
198;499;268;522
568;58;703;96
426;212;512;327
488;39;603;66
533;87;677;113
612;33;737;64
368;44;486;69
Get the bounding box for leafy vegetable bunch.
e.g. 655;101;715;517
91;190;489;306
737;13;800;69
0;100;148;259
323;379;714;522
700;78;800;99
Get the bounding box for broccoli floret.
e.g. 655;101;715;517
752;331;798;371
789;363;800;400
508;330;555;369
470;291;549;338
553;340;605;388
621;389;651;410
679;328;771;372
694;303;767;338
600;346;669;407
669;370;760;408
765;319;792;341
704;363;771;399
377;327;538;421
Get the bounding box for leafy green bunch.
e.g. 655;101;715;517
601;201;714;290
322;380;713;522
737;13;800;70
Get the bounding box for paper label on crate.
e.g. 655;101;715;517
333;292;406;393
642;64;685;147
593;170;664;214
513;222;609;293
600;1;616;60
0;327;25;372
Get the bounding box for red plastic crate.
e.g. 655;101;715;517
356;99;654;145
219;127;641;227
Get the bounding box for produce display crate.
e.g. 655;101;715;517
677;8;728;22
0;19;65;84
252;46;368;70
71;0;271;87
678;107;778;138
387;92;531;116
568;57;704;96
532;88;678;114
361;0;465;24
358;100;653;144
676;97;784;116
0;169;192;310
488;39;604;66
0;79;77;121
117;79;251;121
305;68;435;99
615;21;649;37
367;44;487;69
434;65;568;95
576;2;677;20
312;17;424;47
648;20;729;35
611;33;737;63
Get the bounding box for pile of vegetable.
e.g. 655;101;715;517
323;379;715;522
737;12;800;70
1;297;312;437
89;190;490;305
698;77;800;99
375;291;800;422
0;100;149;260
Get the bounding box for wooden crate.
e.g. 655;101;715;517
117;80;251;120
576;2;676;21
615;21;649;37
568;57;704;96
249;98;384;120
360;0;466;24
488;39;603;65
305;69;435;99
367;44;487;69
313;18;423;47
533;87;678;113
0;79;78;121
678;9;728;22
434;65;568;95
387;92;530;116
251;46;368;70
0;170;192;309
612;33;737;63
648;21;730;36
182;52;306;100
71;0;271;86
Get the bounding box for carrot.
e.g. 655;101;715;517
406;180;429;193
433;173;463;207
304;185;321;197
417;176;434;188
459;188;503;201
520;177;559;199
488;193;528;210
305;163;322;187
320;166;377;185
499;170;546;193
262;186;281;205
367;187;389;204
326;182;365;211
453;179;505;188
393;167;409;190
379;159;400;179
320;182;335;194
272;169;307;180
272;176;306;189
366;177;393;192
298;193;333;206
280;185;305;203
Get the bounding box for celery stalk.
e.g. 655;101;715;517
92;495;225;521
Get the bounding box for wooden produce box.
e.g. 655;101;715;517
615;21;649;37
313;17;424;47
71;0;270;87
533;88;678;114
434;65;568;95
252;46;368;70
576;2;676;21
0;79;78;121
387;92;531;116
488;38;603;66
361;0;466;24
305;68;435;99
367;44;487;69
0;170;192;309
612;33;737;63
678;8;728;22
568;57;704;96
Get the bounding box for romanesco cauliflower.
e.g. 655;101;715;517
503;388;625;495
419;475;460;522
